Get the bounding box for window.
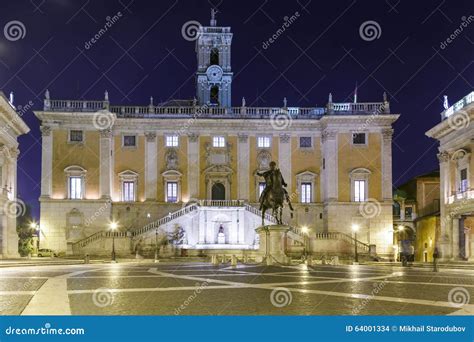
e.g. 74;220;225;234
210;86;219;105
69;176;83;199
166;135;179;147
122;181;135;202
354;180;366;202
69;130;83;143
460;168;468;192
210;48;219;65
352;133;366;145
299;136;312;148
405;206;413;218
123;135;136;147
167;182;178;203
257;136;271;148
258;182;266;197
213;136;225;148
301;182;312;203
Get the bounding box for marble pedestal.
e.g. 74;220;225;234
256;225;290;265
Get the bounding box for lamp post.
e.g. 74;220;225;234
352;224;359;264
110;222;118;263
154;228;159;263
301;226;309;259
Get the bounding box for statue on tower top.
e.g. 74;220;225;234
210;8;218;26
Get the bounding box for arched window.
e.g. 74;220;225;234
210;48;219;66
210;86;219;105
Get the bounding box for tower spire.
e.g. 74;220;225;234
210;8;217;26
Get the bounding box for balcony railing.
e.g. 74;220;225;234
441;91;474;120
448;188;474;204
43;99;390;118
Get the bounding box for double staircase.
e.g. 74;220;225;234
71;200;366;254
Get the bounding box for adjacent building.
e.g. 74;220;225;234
426;91;474;261
393;171;440;262
34;14;399;258
0;92;30;258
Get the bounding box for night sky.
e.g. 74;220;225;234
0;0;472;219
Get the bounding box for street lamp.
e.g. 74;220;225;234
352;224;359;263
110;222;118;263
301;226;309;259
154;228;159;263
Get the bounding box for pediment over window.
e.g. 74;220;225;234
162;169;183;181
296;171;318;182
118;170;138;181
350;168;371;177
64;165;87;176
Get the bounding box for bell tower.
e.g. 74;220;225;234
196;9;233;107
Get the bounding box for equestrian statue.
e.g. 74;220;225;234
257;161;294;225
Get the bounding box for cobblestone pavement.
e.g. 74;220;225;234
0;262;473;315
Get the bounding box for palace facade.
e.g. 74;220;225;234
34;16;399;258
426;91;474;261
0;92;30;258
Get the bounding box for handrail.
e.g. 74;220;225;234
45;99;389;117
314;232;370;252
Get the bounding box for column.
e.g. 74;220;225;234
40;126;52;198
279;134;291;194
237;134;249;200
187;133;200;200
381;129;393;201
437;151;451;259
452;217;460;260
99;129;113;199
322;130;338;201
145;132;157;200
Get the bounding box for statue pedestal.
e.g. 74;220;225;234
217;233;226;244
256;225;290;265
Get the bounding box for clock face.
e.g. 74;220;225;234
206;65;223;82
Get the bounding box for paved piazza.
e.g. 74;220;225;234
0;262;473;315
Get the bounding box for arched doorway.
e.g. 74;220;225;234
211;182;225;200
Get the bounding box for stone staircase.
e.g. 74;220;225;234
314;232;370;253
71;200;306;254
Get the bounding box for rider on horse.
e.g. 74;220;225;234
257;161;294;211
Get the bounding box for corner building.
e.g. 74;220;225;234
34;15;399;259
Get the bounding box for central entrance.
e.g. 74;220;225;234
211;182;225;200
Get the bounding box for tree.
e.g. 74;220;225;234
16;203;35;257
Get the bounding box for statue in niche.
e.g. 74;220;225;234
165;149;178;170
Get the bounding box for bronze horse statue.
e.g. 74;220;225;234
260;167;293;225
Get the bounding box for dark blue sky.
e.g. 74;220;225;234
0;0;472;218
